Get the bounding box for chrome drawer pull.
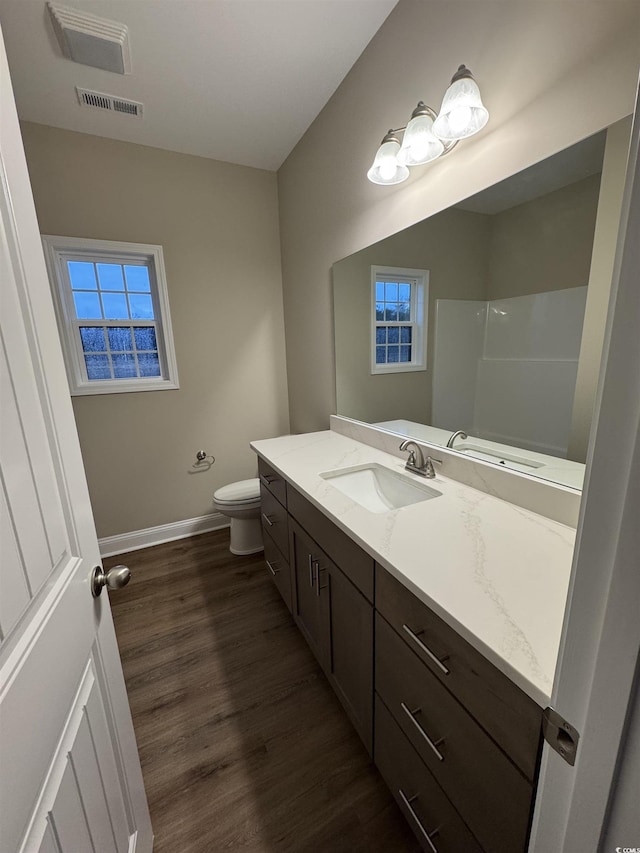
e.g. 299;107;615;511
402;624;450;675
260;473;277;485
262;513;275;527
266;559;280;577
308;553;315;587
398;789;439;853
401;702;445;762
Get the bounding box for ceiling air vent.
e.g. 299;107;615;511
47;2;131;75
76;87;143;119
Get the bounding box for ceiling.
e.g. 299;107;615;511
0;0;397;170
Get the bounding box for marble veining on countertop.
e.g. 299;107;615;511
251;430;576;707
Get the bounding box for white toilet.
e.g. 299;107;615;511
212;478;263;555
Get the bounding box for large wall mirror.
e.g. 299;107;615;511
333;121;631;490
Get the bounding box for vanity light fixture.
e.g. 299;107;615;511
367;65;489;185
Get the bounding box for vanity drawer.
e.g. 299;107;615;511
375;565;542;782
375;696;482;853
260;485;289;558
376;614;533;853
258;457;287;508
287;485;374;601
263;529;292;612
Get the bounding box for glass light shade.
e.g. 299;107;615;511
433;75;489;141
367;138;410;185
397;113;444;166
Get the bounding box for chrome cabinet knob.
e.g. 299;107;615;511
91;564;131;598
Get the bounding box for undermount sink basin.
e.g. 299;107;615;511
320;463;441;513
455;443;543;473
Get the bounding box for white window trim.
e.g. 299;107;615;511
41;235;179;396
371;265;429;375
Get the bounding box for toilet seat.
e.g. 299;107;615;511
213;478;260;505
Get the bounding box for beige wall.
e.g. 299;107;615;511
278;0;640;434
21;122;289;538
334;208;490;423
487;174;601;301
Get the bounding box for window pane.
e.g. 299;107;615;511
125;265;151;292
398;302;411;321
134;327;157;350
375;302;385;321
384;282;398;301
112;353;138;379
399;283;411;301
102;292;130;320
400;345;412;362
108;327;133;351
387;327;399;344
129;293;154;319
80;327;106;352
400;326;412;343
375;346;386;364
375;327;386;345
68;261;97;290
138;352;161;377
73;291;102;319
384;303;398;322
388;346;400;363
85;354;112;380
375;281;384;302
96;263;125;291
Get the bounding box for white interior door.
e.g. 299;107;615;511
0;31;152;853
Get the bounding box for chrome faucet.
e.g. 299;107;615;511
399;440;438;478
446;430;468;449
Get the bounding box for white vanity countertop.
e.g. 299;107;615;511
251;430;576;708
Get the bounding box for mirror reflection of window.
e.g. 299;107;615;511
371;266;428;375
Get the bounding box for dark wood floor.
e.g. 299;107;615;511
107;529;419;852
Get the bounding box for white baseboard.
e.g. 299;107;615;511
98;512;229;558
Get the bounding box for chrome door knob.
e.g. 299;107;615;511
91;564;131;598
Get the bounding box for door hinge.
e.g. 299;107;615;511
542;706;580;766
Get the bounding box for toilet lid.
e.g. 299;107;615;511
214;478;261;503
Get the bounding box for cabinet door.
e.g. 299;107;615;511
324;564;373;754
291;521;328;669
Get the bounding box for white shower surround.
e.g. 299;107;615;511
433;287;588;457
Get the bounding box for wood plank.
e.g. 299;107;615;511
108;530;418;853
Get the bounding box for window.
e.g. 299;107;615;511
371;266;428;374
42;236;179;395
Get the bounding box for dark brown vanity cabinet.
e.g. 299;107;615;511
255;455;543;851
289;517;374;753
375;566;543;853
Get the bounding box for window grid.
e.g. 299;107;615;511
62;255;162;383
78;324;161;381
374;276;417;365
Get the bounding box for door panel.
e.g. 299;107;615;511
326;565;373;752
19;658;131;853
291;522;327;667
0;483;31;637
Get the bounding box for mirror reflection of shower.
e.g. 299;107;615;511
432;287;587;458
